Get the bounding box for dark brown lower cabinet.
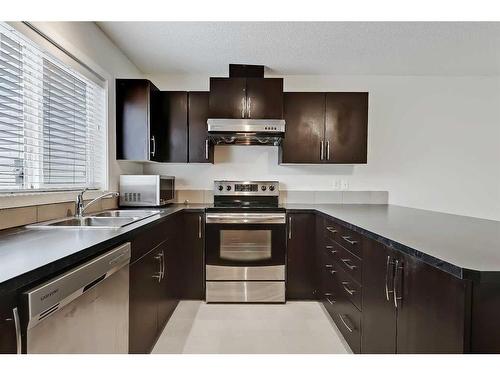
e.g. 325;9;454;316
179;212;205;299
286;213;316;300
395;252;469;353
129;247;162;354
0;293;17;354
362;238;469;354
361;240;397;353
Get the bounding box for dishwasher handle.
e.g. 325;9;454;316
24;242;131;329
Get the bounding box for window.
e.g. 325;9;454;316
0;22;106;192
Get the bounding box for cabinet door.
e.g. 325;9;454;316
116;79;156;161
157;240;179;331
209;78;246;118
129;250;161;354
324;92;368;163
188;92;213;163
0;293;17;354
246;78;283;119
179;212;205;299
157;91;188;162
395;253;468;353
280;92;325;163
286;213;316;299
361;240;397;353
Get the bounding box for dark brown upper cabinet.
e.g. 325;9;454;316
157;91;188;163
188;92;213;163
209;77;283;119
280;92;325;163
116;79;162;161
280;92;368;164
325;92;368;163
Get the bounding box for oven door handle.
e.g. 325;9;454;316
205;213;286;224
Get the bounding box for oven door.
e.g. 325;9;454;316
205;212;286;268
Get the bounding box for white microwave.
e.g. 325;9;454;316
119;175;175;207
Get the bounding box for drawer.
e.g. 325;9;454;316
322;262;362;310
337;226;363;259
321;272;361;353
324;238;362;284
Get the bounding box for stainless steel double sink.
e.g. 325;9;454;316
29;210;161;229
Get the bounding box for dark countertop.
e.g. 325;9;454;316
285;204;500;281
0;204;207;294
1;203;499;295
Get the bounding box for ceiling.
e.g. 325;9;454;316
97;22;500;76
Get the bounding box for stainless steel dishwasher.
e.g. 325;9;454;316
20;243;131;354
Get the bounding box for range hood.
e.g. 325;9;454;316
207;118;285;146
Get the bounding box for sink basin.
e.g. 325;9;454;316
92;210;160;219
28;209;162;229
30;216;136;229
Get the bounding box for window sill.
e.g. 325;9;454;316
0;190;116;209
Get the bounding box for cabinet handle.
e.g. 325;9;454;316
150;136;156;157
152;273;162;282
13;307;21;354
325;264;337;275
341;258;357;270
205;139;209;160
288;216;292;240
393;259;403;309
385;256;394;301
241;97;246;118
162;250;166;279
198;215;202;239
341;235;357;245
247;97;252;118
325;245;337;255
326;141;330;160
320;140;324;160
341;281;356;295
338;314;354;333
324;293;336;305
326;226;337;234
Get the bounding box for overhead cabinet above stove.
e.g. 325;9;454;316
208;65;283;120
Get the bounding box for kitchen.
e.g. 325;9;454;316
1;3;500;371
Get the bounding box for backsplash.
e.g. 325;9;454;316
175;190;388;205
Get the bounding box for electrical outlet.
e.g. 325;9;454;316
341;180;349;190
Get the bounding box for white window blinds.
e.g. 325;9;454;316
0;22;106;192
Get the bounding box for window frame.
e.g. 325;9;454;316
0;22;109;195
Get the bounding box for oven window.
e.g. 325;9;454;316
220;230;272;261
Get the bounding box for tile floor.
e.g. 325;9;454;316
152;301;351;354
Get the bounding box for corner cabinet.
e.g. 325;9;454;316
209;77;283;119
280;92;368;164
313;213;471;354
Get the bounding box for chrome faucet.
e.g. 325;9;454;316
75;189;119;217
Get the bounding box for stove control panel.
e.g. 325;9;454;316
214;181;279;196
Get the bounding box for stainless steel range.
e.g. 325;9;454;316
205;181;286;303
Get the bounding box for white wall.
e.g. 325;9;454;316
144;74;500;220
31;22;144;191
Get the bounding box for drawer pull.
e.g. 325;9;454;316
325;245;337;254
341;258;357;270
338;314;354;333
326;226;337;234
341;281;356;295
341;235;357;245
324;264;337;274
324;293;336;305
